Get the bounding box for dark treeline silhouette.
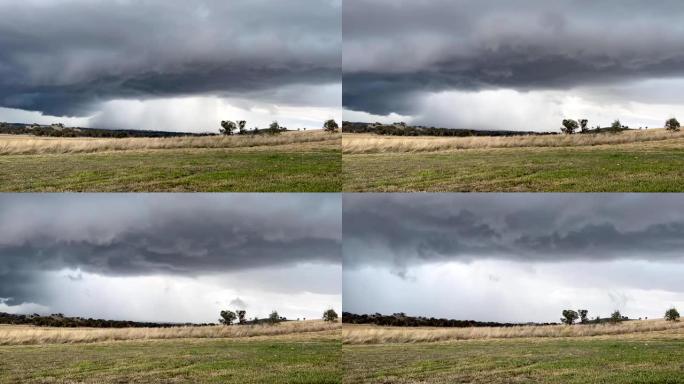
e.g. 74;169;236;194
343;312;557;328
0;312;216;328
0;122;215;138
342;121;555;137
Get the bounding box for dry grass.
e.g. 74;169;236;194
0;320;341;345
0;131;340;155
343;319;684;345
343;129;684;154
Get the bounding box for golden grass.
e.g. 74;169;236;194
343;319;684;345
0;320;341;345
343;129;684;154
0;131;340;155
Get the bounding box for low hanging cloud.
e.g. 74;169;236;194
343;0;684;129
0;194;341;307
344;194;684;275
0;0;341;130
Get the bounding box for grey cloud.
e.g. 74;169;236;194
343;0;684;115
344;194;684;274
0;194;341;306
0;0;341;116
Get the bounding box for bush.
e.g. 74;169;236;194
610;310;623;323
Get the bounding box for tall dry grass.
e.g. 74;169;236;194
0;131;339;155
343;129;684;154
0;320;341;345
343;319;684;345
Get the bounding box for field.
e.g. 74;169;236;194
343;129;684;192
342;321;684;383
0;131;341;192
0;321;341;383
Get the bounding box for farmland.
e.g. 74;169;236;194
0;131;341;192
342;321;684;383
342;129;684;192
0;321;341;383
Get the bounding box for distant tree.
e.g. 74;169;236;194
237;120;247;135
561;310;579;325
268;310;281;325
578;119;589;133
610;120;623;133
665;307;680;322
323;309;339;322
220;121;237;135
237;310;247;325
665;118;680;132
219;310;237;325
268;121;283;135
578;309;589;324
323;119;339;133
610;310;623;323
561;119;579;134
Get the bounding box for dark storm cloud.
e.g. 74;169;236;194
343;0;684;115
0;194;340;305
344;194;684;273
0;0;341;116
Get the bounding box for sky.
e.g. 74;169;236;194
343;0;684;131
0;194;341;323
343;194;684;323
0;0;341;132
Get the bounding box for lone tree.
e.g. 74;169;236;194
219;310;237;325
665;307;680;322
578;119;589;133
323;309;339;322
237;120;247;135
237;310;247;325
323;119;339;133
665;118;681;132
561;309;579;325
561;119;579;134
578;309;589;324
610;310;623;323
220;121;237;135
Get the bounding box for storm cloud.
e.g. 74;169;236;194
343;0;684;130
0;194;341;320
0;0;341;130
344;194;684;272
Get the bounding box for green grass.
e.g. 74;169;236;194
343;337;684;383
0;148;341;192
0;338;341;384
343;144;684;192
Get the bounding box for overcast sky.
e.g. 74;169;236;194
344;194;684;323
0;0;341;132
0;194;341;323
343;0;684;131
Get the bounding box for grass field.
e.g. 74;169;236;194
0;132;340;192
343;130;684;192
0;322;341;383
343;321;684;383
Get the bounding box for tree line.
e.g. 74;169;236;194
218;308;338;325
342;121;551;137
0;312;214;328
342;312;556;328
0;123;211;138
